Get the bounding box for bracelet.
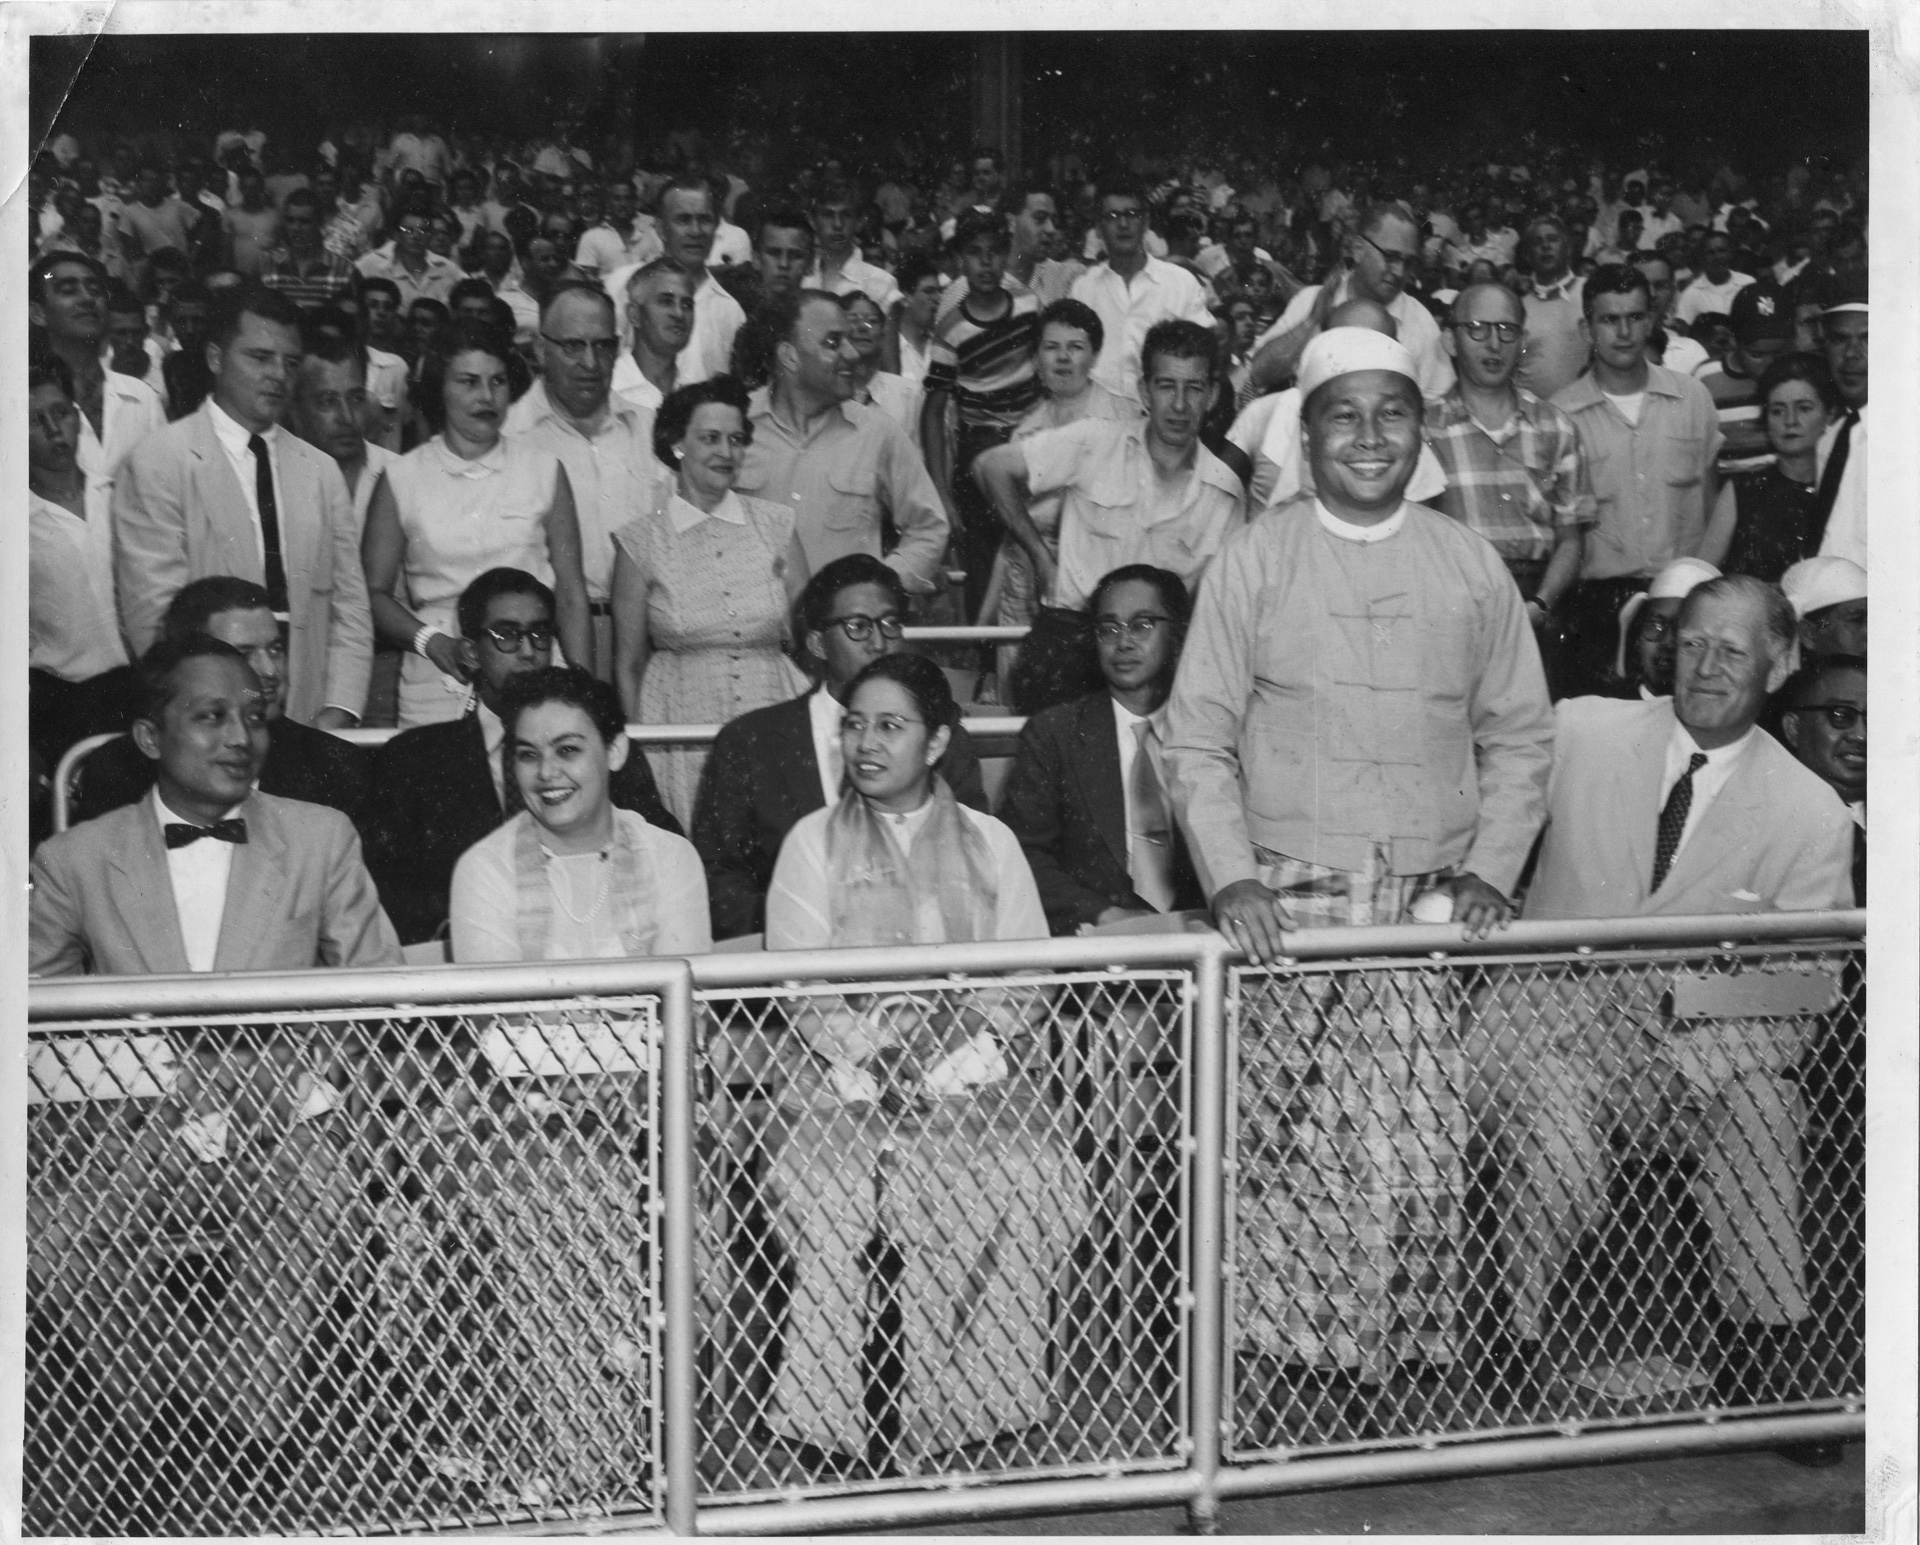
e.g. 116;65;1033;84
412;623;448;658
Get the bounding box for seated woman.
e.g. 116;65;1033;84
451;665;711;962
760;653;1091;1470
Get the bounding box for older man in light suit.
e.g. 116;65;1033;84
1467;574;1853;1428
30;636;399;977
112;282;372;729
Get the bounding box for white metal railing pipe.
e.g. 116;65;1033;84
26;955;692;1022
900;624;1031;642
686;928;1215;988
1264;908;1865;961
658;968;700;1537
1185;932;1232;1534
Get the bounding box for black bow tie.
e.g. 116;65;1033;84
164;818;248;849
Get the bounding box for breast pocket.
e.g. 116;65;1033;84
1665;433;1706;487
825;465;882;532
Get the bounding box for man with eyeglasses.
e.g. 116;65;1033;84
361;567;677;945
1000;564;1206;933
1068;180;1215;400
1551;264;1722;698
1481;576;1852;1451
505;282;658;678
1246;200;1454;404
1775;653;1866;895
353;205;461;309
692;553;987;940
1426;283;1594;694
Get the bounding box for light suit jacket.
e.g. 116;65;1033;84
111;403;373;723
29;790;401;977
1524;695;1854;921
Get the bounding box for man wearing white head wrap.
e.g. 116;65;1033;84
1226;295;1449;513
1781;553;1866;659
1165;325;1553;1415
1610;555;1720;697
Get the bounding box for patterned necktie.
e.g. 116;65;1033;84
1651;752;1708;893
246;433;289;613
1128;718;1177;913
164;818;248;849
1810;407;1858;552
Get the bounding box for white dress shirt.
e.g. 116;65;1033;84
809;683;844;807
153;788;241;971
205;398;286;571
1069;256;1214;399
1111;696;1171;857
1814;406;1867;570
1661;721;1756;863
30;482;129;681
478;699;508;808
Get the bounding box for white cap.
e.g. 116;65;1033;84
1615;558;1721;679
1780;556;1867;618
1296;327;1418;406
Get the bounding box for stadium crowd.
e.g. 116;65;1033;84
26;101;1868;1485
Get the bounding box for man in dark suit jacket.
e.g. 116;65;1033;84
71;575;369;827
363;568;679;945
1000;564;1204;933
692;554;987;941
31;636;400;976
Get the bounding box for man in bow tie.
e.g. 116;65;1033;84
30;634;400;976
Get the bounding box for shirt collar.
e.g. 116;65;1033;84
1670;718;1757;772
427;433;509;476
152;785;246;830
207;397;276;454
667;488;747;533
1314;498;1408;543
1110;694;1169;739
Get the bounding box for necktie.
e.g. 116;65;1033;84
165;818;248;849
1650;752;1708;893
1809;408;1858;553
246;433;289;612
1128;718;1177;913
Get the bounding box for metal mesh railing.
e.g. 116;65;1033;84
25;994;668;1537
1224;939;1864;1462
23;917;1866;1535
690;967;1194;1504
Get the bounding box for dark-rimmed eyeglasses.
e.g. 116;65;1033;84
1454;319;1523;344
481;620;556;652
1357;230;1416;269
1784;703;1865;732
1093;615;1170;643
541;334;621;362
824;613;904;642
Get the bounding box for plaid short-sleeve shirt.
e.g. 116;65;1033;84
1423;388;1595;564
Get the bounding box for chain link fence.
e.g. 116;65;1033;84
26;988;670;1537
1225;939;1864;1462
23;918;1864;1534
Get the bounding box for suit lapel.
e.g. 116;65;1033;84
1623;702;1671;900
190;407;264;581
1078;694;1130;869
773;693;826;820
107;807;193;975
459;712;506;815
212;796;288;972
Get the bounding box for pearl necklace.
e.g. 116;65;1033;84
548;848;611;925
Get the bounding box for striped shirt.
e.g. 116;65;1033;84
261;249;359;312
924;285;1043;433
1423;387;1595;564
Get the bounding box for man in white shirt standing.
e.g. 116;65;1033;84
507;282;658;678
112;282;372;730
29;250;166;480
1813;289;1867;569
804;184;902;312
1068;181;1216;400
1673;230;1754;330
608;258;694;424
1245;199;1454;403
29;634;400;977
608;175;743;386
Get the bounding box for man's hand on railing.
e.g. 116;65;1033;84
1212;878;1291;965
1443;873;1516;941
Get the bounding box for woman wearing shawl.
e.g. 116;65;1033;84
761;653;1090;1470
